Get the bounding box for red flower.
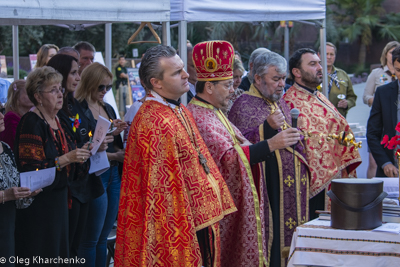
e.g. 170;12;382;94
388;136;399;149
381;134;389;147
396;122;400;133
73;119;80;129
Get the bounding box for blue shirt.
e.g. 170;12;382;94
0;78;10;103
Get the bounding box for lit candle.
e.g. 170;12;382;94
87;131;93;150
110;119;114;130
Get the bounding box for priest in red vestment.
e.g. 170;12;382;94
228;51;310;267
187;41;271;267
283;48;361;217
115;45;237;267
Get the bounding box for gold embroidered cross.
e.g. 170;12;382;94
301;174;307;186
284;175;294;187
173;225;185;238
149;198;156;211
152;252;161;264
285;218;297;229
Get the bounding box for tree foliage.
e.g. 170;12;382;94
327;0;400;66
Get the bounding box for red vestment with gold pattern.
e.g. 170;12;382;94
115;93;237;267
187;98;268;267
283;84;361;197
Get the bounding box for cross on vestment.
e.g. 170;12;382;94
198;152;210;174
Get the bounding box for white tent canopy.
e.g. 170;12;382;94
170;0;325;22
170;0;328;103
0;0;170;25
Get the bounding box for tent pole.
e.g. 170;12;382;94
284;22;289;70
105;23;112;71
162;22;171;46
12;25;19;81
178;21;188;105
319;19;328;97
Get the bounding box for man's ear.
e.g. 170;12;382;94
292;68;302;79
254;74;262;86
205;81;214;94
150;77;162;91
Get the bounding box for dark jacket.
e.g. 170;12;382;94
367;80;398;177
79;100;124;174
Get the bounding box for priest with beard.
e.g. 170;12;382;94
187;40;273;267
229;51;310;267
283;48;361;218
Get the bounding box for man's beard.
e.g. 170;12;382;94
300;68;322;88
266;89;284;102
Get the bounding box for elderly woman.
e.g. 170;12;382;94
0;80;34;149
75;62;126;267
47;54;106;259
363;41;400;178
14;66;91;262
34;44;59;68
224;58;245;115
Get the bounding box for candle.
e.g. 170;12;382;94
110;119;114;130
87;131;93;150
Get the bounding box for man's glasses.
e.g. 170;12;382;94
41;87;65;95
98;85;113;92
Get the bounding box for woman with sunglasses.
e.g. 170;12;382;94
14;66;91;262
75;62;126;267
47;54;107;259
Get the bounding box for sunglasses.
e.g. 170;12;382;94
98;84;112;92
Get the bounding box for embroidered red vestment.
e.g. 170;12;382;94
187;99;268;267
115;97;237;267
283;84;361;197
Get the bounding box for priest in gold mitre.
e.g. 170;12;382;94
187;40;272;267
228;51;310;267
115;45;237;267
283;48;361;217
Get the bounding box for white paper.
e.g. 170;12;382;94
20;167;56;191
89;151;110;176
372;223;400;234
91;115;111;155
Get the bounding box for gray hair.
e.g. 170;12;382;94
73;41;95;53
58;47;80;60
139;45;177;91
248;47;270;82
253;51;287;81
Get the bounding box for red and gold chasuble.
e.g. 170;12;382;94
283;84;361;197
187;99;268;267
115;94;237;267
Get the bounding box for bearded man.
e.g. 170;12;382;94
229;51;309;267
283;48;361;218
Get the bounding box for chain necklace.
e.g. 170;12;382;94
88;102;102;117
169;104;210;174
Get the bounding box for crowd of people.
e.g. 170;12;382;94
0;37;398;267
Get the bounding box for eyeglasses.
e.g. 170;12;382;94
41;87;65;95
214;81;234;90
98;84;113;92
